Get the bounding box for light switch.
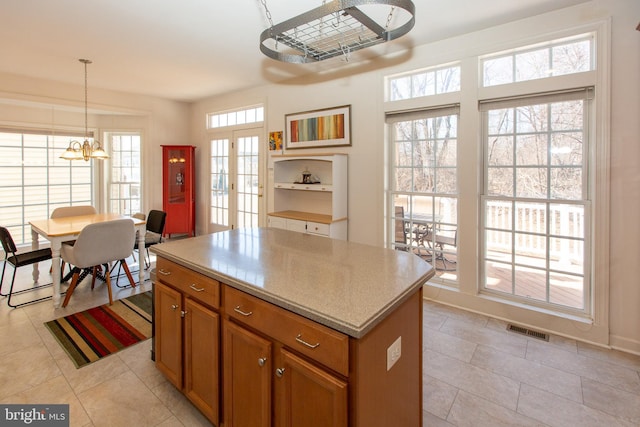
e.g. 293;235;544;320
386;336;402;371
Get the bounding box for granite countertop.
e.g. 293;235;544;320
150;228;434;338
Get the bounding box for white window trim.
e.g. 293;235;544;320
383;18;611;346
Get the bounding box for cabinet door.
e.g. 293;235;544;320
276;349;348;427
223;320;272;427
154;282;183;389
268;215;287;230
184;298;220;425
285;218;306;233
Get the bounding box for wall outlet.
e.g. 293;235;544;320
386;336;402;371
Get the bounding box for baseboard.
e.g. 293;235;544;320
610;335;640;356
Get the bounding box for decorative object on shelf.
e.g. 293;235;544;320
285;105;351;149
60;59;109;161
296;167;321;184
258;0;415;63
269;130;283;151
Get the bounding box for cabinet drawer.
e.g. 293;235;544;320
156;258;220;308
224;286;349;376
306;221;329;236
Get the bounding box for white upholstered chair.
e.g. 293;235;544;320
51;205;97;219
50;205;98;276
60;219;136;307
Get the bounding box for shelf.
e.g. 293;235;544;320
274;182;333;191
269;210;346;224
270;153;347;239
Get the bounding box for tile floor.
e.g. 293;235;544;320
1;260;639;426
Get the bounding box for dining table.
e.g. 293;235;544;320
29;213;147;308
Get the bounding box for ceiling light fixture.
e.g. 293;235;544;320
259;0;415;63
60;59;109;161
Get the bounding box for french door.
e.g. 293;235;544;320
209;128;265;232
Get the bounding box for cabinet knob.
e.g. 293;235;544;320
258;357;267;367
275;367;285;378
171;304;179;310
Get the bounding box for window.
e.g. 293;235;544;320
482;34;593;86
108;132;141;215
384;28;602;318
481;89;592;311
388;64;460;101
207;106;264;129
0;129;93;246
387;106;459;280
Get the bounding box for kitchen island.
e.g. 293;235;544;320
150;227;434;426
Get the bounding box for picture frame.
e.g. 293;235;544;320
268;130;283;151
285;105;351;149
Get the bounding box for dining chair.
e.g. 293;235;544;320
50;205;97;218
50;205;98;277
60;219;136;307
130;212;146;263
0;226;53;307
136;209;167;269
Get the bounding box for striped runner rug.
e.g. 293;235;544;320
45;291;152;368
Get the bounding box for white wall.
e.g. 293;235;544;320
191;0;640;354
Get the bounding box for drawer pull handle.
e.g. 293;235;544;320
295;334;320;349
234;306;253;316
258;357;267;367
189;284;205;292
158;269;171;276
275;367;285;378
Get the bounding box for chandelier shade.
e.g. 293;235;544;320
60;59;109;161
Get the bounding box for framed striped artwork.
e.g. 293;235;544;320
285;105;351;149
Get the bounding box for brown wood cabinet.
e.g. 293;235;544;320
223;286;348;426
154;258;220;425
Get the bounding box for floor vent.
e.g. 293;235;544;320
506;324;549;341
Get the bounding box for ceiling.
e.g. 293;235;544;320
1;0;589;102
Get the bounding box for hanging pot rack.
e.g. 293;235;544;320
259;0;416;63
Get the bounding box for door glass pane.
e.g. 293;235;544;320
210;139;229;227
236;136;259;228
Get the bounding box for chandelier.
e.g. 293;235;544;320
259;0;415;63
60;59;109;161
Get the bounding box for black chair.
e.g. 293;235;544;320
0;226;53;307
136;210;167;269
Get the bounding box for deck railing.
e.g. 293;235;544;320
485;200;584;263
